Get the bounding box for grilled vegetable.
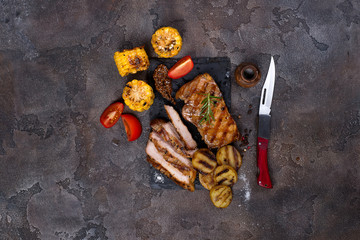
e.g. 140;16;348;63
114;46;150;77
151;27;182;58
192;149;217;174
168;56;194;79
216;145;242;171
122;80;154;112
199;172;216;190
210;185;232;208
214;165;238;186
121;114;142;141
100;102;124;128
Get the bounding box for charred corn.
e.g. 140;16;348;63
122;80;154;112
114;46;150;77
151;27;182;58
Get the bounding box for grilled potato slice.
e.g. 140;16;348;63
214;165;238;186
210;185;232;208
216;145;242;171
199;172;216;190
192;149;217;174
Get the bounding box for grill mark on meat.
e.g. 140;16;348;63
176;73;240;148
150;131;193;169
147;112;197;191
193;82;216;120
203;83;227;144
147;156;195;191
211;109;226;142
207;102;228;144
180;80;205;120
201;84;221;141
155;144;189;171
146;141;191;185
187;82;218;130
184;76;204;101
162;123;190;157
197;83;224;145
222;118;235;145
151;119;195;158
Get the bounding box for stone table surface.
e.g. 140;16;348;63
1;0;359;239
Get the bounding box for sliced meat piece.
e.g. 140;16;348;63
162;122;197;158
150;119;195;158
151;119;185;149
146;141;195;191
150;132;196;184
164;105;197;150
175;73;240;149
153;64;175;104
149;132;193;169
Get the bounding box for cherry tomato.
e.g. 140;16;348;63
121;114;142;141
168;56;194;79
100;102;124;128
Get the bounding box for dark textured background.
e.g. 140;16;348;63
0;0;359;239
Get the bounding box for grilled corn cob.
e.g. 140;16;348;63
114;46;150;77
151;27;182;58
122;80;154;112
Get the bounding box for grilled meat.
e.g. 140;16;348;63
149;132;194;170
164;105;197;150
146;106;197;191
146;141;195;191
153;64;175;104
175;73;240;148
150;119;195;158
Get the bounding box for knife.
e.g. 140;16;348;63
257;56;276;188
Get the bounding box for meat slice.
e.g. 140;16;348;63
146;141;195;191
146;105;198;191
149;132;194;169
153;64;175;104
175;73;240;149
164;105;197;150
151;119;185;151
150;119;195;158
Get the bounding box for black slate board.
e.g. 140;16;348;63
146;57;231;190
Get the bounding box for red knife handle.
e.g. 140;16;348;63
257;137;273;188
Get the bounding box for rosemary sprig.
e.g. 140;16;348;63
198;92;222;125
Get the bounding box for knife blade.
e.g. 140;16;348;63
257;56;276;188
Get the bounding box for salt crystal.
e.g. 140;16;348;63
239;173;251;202
154;172;164;183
